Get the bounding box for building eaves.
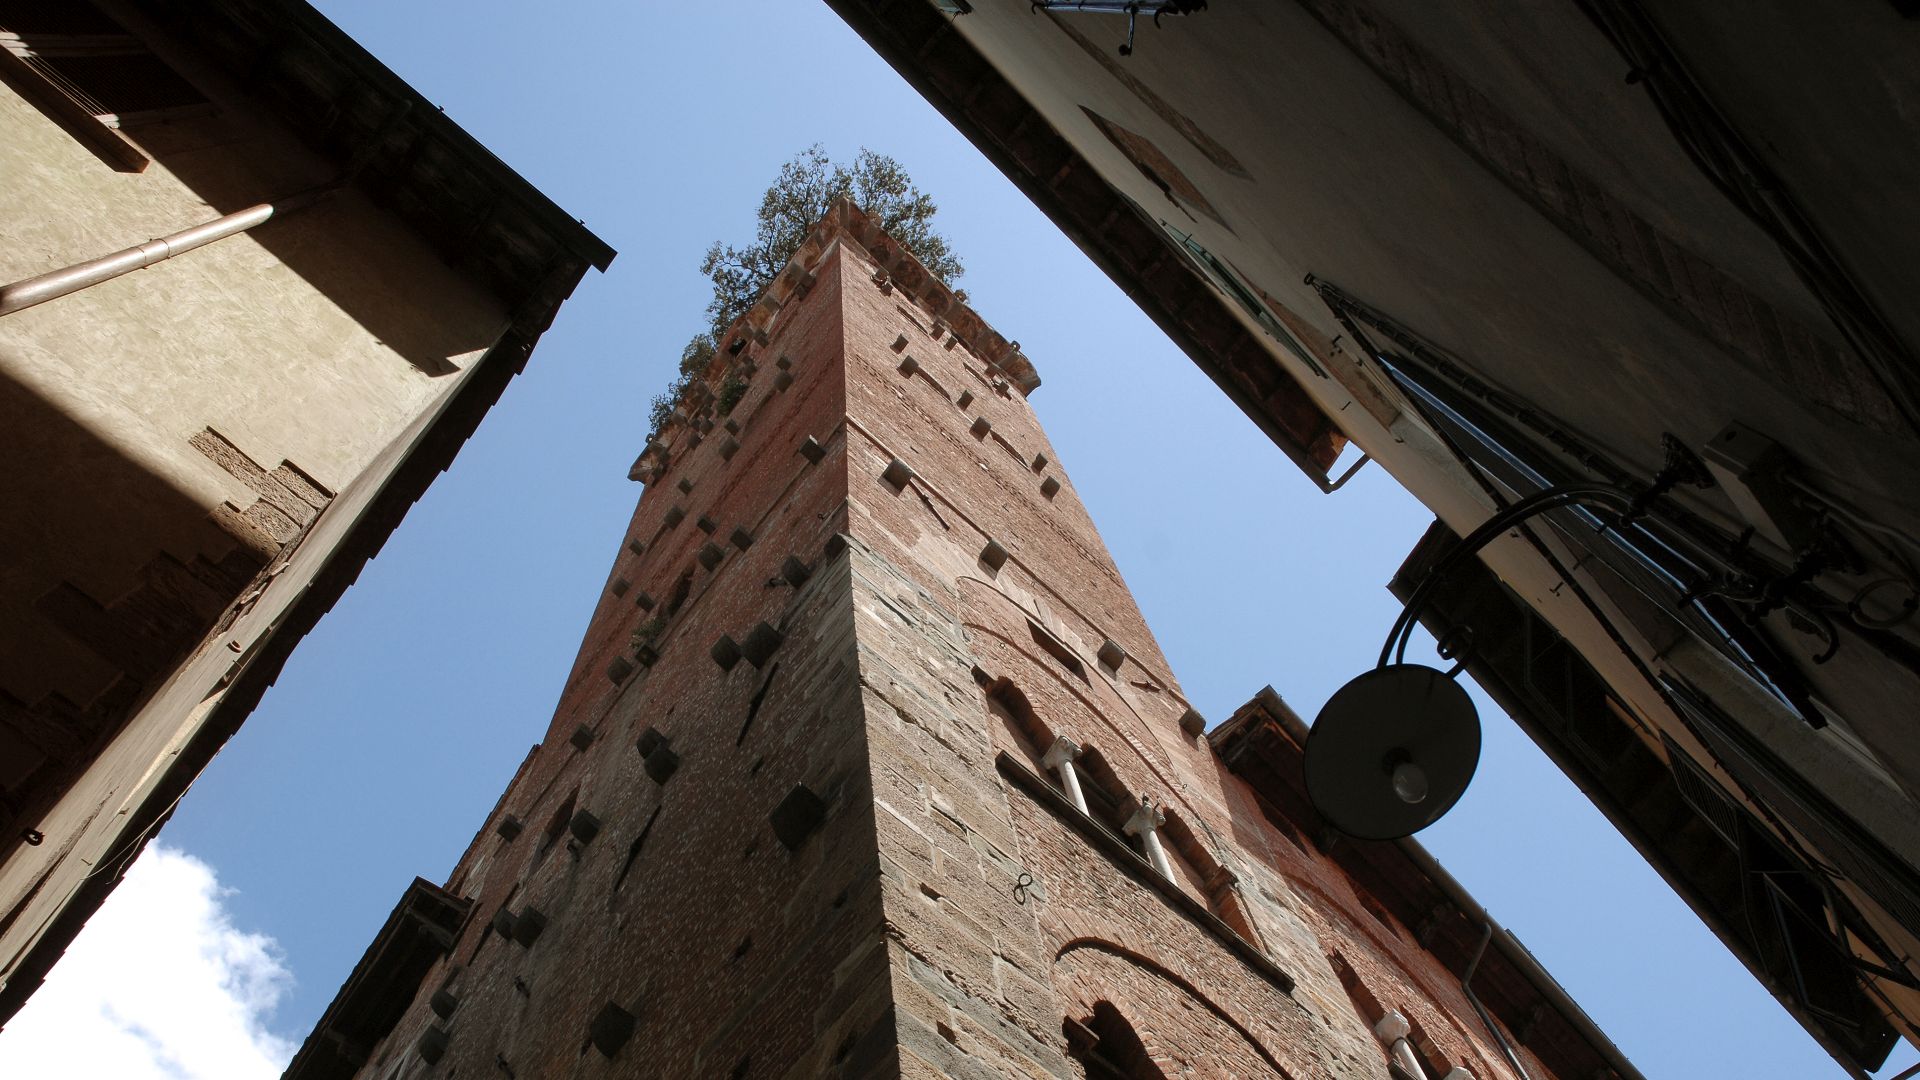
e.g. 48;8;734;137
1208;688;1646;1080
281;878;470;1080
138;0;615;322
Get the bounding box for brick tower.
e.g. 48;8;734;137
287;202;1639;1080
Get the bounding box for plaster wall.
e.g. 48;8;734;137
0;45;508;1013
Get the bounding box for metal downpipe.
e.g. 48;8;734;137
1462;921;1535;1080
0;184;336;318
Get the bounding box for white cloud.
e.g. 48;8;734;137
0;843;297;1079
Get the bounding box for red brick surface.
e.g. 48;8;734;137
332;204;1602;1080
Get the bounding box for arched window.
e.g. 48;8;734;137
1064;1002;1168;1080
1329;953;1455;1079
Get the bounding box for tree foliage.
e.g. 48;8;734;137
647;333;717;435
648;146;963;444
699;144;964;338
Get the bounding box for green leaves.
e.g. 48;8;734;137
650;147;963;446
700;145;964;338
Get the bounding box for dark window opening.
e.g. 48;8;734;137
1028;620;1087;682
1158;810;1263;947
1065;1003;1169;1080
0;1;208;126
1073;747;1141;855
664;570;693;617
533;789;576;870
984;677;1051;764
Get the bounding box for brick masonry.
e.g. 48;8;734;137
303;203;1627;1080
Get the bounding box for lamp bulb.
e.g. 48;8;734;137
1391;760;1429;805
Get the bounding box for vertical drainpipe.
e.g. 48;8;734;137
1463;922;1535;1080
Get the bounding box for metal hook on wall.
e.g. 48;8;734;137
1029;1;1209;57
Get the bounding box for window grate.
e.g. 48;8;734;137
1662;734;1742;847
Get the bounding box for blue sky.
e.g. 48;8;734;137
6;3;1910;1077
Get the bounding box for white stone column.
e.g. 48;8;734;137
1123;796;1175;880
1371;1010;1468;1080
1042;736;1088;814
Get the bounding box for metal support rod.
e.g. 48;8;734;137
1381;484;1635;668
0;184;336;318
1462;921;1536;1080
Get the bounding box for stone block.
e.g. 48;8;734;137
899;355;920;376
610;577;631;597
979;539;1009;571
569;809;602;844
711;634;742;670
606;656;635;684
569;725;595;751
825;533;850;561
627;539;645;556
774;370;794;392
893;333;910;352
698;542;725;570
1039;477;1060;499
800;435;827;464
741;621;784;668
719;436;741;461
957;390;973;409
697;514;718;535
663;505;686;529
634;644;659;668
730;526;755;552
495;815;523;842
1097;639;1126;670
724;417;740;434
780;555;812;588
1031;451;1048;471
416;1026;450;1065
644;746;680;784
770;784;829;851
1179;707;1206;736
634;591;655;611
490;908;516;937
429;988;460;1020
636;727;667;758
969;416;990;438
677;477;694;494
588;1001;638;1058
882;457;916;490
512;907;548;947
776;353;792;369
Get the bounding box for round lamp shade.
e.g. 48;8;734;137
1304;664;1481;841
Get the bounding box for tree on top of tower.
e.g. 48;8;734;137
649;146;965;438
700;145;965;339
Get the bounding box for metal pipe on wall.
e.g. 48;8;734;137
1461;922;1535;1080
0;184;335;318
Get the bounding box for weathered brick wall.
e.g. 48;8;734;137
338;205;1589;1080
830;217;1570;1079
348;242;895;1080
